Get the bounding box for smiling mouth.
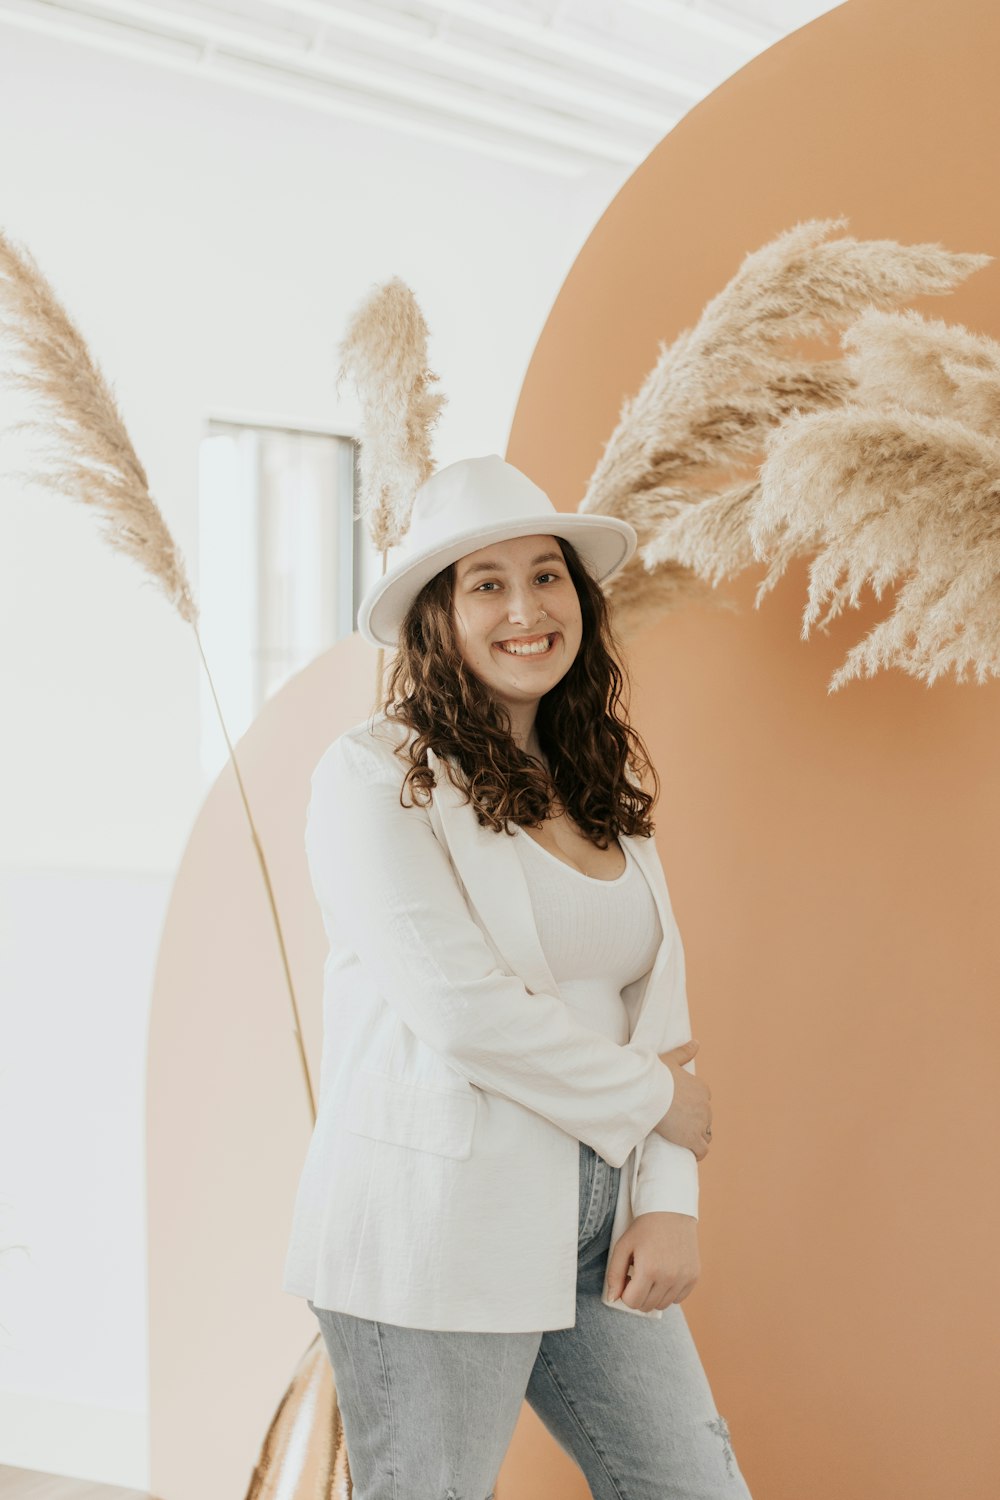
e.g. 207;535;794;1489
493;632;558;657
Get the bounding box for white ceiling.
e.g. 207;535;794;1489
0;0;843;175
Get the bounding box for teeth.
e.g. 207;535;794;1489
498;634;554;656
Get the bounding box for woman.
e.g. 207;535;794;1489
283;454;753;1498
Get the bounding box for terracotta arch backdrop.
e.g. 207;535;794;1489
148;2;1000;1497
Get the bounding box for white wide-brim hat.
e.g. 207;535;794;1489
357;454;637;649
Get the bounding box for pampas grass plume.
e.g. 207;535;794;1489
336;275;446;553
0;228;198;626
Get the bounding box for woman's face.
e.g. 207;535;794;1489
450;533;582;710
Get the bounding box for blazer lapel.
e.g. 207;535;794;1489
617;828;678;1048
427;745;560;999
425;745;677;1045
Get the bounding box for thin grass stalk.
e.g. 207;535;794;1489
194;627;317;1122
373;547;389;713
0;227;317;1123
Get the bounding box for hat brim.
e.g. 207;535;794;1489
357;514;637;649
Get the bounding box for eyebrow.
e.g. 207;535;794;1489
460;549;564;580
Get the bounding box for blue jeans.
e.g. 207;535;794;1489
309;1140;753;1498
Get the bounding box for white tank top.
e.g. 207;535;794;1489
511;824;662;1045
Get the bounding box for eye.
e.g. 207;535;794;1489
474;572;560;592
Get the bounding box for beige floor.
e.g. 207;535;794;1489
0;1468;152;1500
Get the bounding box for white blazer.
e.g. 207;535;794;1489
282;711;699;1333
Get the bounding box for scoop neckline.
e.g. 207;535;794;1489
513;823;632;885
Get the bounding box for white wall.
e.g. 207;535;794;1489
0;865;167;1485
0;27;626;1485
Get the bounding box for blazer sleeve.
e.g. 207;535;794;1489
631;1132;699;1219
304;731;676;1170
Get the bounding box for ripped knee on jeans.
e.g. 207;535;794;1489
707;1413;737;1477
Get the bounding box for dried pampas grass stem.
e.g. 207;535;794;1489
578;214;992;688
0;228;198;625
337;275;446;555
0;226;317;1124
753;402;1000;690
336;276;447;708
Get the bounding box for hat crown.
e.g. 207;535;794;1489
404;454;555;558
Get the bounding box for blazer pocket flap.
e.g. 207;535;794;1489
345;1069;477;1159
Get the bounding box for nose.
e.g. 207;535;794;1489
507;587;547;625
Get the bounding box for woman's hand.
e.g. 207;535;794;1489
654;1039;713;1159
605;1212;700;1311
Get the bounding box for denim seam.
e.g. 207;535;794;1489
534;1345;631;1500
580;1156;619;1251
580;1153;604;1244
578;1146;617;1254
372;1320;398;1500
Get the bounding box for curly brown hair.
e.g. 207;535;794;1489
375;536;660;845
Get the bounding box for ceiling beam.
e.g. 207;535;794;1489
0;3;607;176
